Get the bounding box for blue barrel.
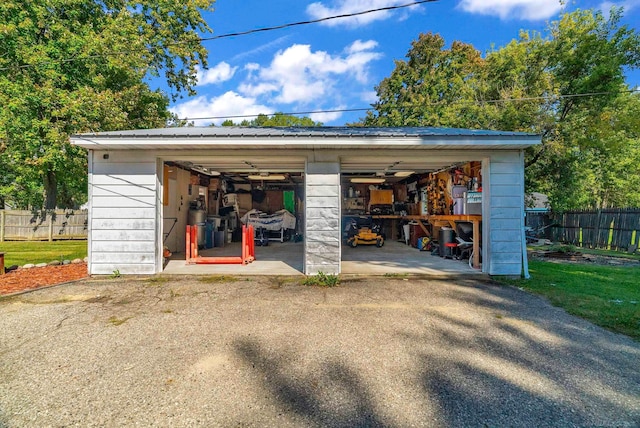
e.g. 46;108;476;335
205;222;214;249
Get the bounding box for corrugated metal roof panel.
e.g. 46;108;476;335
75;126;539;138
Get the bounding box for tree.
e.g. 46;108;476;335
363;33;489;128
220;113;323;127
362;8;640;211
0;0;214;209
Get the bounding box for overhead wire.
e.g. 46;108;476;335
0;0;438;72
174;88;640;122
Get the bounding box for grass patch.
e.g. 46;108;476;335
107;316;131;326
268;276;296;289
495;260;640;340
197;275;238;284
0;240;87;266
383;273;410;278
302;271;340;287
145;276;170;285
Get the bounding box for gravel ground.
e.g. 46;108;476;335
0;275;639;427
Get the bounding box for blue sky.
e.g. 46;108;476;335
168;0;640;126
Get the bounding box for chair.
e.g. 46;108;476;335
455;221;481;268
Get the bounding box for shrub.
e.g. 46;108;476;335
303;271;340;287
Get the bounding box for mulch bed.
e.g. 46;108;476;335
0;263;89;296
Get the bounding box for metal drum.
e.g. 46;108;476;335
188;209;207;247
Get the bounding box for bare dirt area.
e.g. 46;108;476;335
529;250;640;267
1;275;639;427
0;263;89;295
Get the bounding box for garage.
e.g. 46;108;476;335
71;127;540;276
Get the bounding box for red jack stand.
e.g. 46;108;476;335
186;224;255;265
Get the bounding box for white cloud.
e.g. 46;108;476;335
170;92;271;126
458;0;563;20
306;0;422;27
232;36;291;62
196;62;237;86
361;91;379;104
599;0;640;15
239;40;382;105
346;39;379;54
309;108;346;124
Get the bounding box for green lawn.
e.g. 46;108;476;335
0;241;88;266
496;260;640;340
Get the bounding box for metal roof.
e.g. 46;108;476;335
71;126;540;176
74;126;539;139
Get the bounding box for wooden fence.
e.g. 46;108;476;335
526;208;640;252
0;210;88;241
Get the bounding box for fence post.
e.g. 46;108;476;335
595;209;603;249
0;210;4;242
48;212;53;242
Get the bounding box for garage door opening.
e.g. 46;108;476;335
340;158;483;275
161;157;306;275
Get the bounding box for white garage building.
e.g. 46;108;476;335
71;127;540;276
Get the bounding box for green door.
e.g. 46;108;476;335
284;190;295;213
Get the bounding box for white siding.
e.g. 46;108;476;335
305;161;341;275
487;151;525;276
89;150;158;274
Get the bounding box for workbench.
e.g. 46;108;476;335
367;214;482;269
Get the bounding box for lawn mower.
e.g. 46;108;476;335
346;218;385;248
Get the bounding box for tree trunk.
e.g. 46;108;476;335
44;169;57;209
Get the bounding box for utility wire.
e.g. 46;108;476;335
197;0;438;43
0;0;437;72
175;88;640;122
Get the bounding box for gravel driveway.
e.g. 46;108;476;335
1;275;639;427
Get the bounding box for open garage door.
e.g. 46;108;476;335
340;154;484;275
161;154;306;275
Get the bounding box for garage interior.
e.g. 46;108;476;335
162;154;483;276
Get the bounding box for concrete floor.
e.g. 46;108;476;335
163;239;481;276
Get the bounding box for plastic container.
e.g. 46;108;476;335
439;227;455;258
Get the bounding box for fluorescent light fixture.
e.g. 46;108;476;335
393;171;415;177
350;177;385;184
248;174;287;181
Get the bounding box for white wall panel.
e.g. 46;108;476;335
488;173;520;186
487;151;525;276
92;219;155;230
92;229;156;241
89;150;158;275
305;159;341;275
91;207;156;219
92;162;157;175
91;174;157;186
91;252;156;264
92;241;155;253
91;185;155;197
91;195;156;208
91;263;155;275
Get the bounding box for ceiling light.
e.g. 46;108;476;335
350;177;386;184
393;171;415;177
248;174;287;181
208;170;221;176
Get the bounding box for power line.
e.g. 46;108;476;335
176;88;640;122
197;0;438;43
0;0;437;72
